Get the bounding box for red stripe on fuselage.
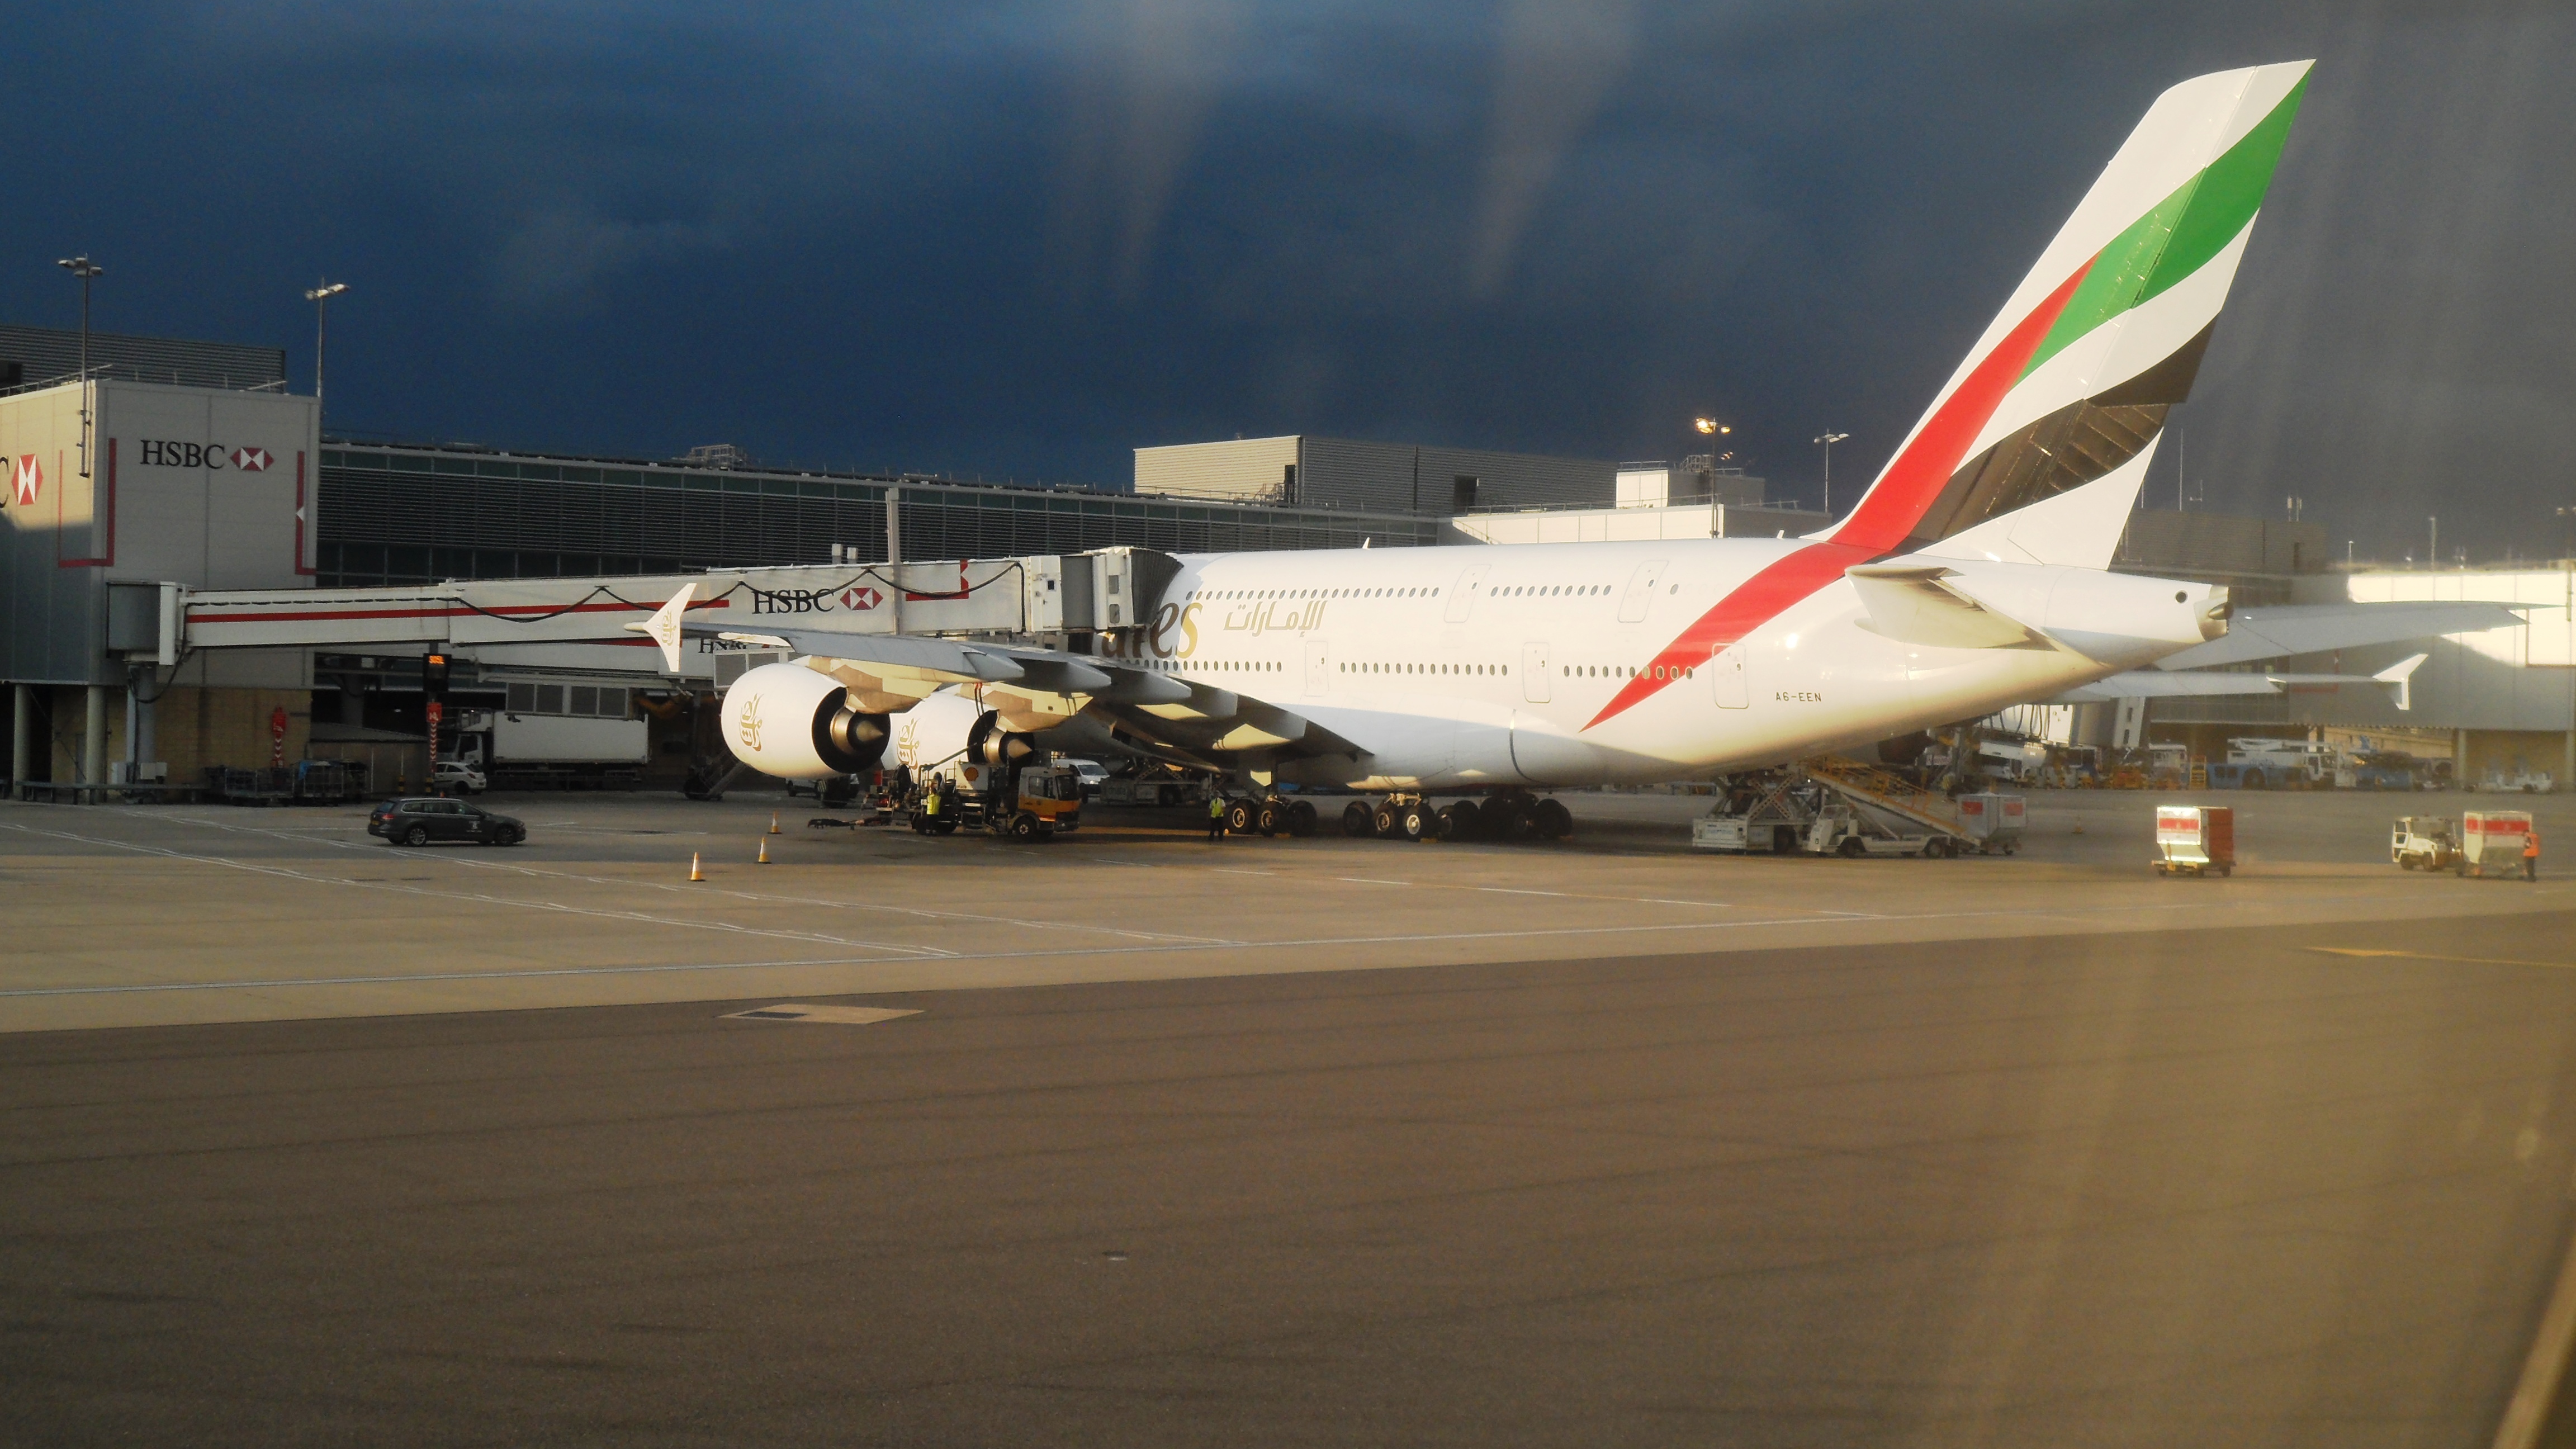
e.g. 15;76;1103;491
1583;259;2092;731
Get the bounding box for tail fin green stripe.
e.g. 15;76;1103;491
2019;74;2308;382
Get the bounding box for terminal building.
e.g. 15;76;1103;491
3;324;2570;797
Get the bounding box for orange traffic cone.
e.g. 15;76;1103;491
769;812;782;835
689;852;705;882
756;837;771;865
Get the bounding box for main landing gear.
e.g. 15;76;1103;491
1217;794;1319;838
1338;790;1571;844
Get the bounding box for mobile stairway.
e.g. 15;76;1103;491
1693;755;1973;858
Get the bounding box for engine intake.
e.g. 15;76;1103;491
720;662;889;779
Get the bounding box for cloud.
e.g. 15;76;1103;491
488;206;737;308
1465;0;1644;297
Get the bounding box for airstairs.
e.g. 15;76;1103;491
1796;755;1967;841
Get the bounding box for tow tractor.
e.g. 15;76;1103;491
2389;816;2461;872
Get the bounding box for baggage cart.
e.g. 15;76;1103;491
2154;804;2233;877
2460;810;2534;878
1955;793;2025;855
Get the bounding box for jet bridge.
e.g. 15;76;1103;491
157;549;1176;680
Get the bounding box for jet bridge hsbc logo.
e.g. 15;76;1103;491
136;439;273;471
13;454;40;506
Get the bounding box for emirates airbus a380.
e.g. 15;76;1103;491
638;63;2342;831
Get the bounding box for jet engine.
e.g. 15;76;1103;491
719;662;890;779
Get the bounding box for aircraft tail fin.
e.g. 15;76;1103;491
1825;61;2312;569
625;582;695;674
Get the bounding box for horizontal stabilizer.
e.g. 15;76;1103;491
2055;652;2431;709
1846;564;2048;650
2154;602;2521;670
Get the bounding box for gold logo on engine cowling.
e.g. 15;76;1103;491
737;694;764;751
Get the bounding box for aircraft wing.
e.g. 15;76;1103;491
2151;601;2521;670
628;583;1365;761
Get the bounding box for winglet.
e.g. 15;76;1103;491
626;583;695;673
2375;652;2428;712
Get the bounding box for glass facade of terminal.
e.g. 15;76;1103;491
316;444;1436;588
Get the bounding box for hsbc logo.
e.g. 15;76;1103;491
13;454;39;507
137;439;277;471
840;586;882;610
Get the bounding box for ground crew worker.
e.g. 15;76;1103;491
1208;793;1228;841
2526;827;2541;882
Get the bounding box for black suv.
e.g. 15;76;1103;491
369;797;527;847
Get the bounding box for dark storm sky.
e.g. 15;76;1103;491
6;1;2570;560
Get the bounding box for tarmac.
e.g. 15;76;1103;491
4;787;2574;1445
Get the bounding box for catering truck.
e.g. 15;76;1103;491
444;706;650;790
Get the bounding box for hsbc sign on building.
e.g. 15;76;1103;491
0;375;322;684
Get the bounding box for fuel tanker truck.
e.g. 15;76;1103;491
717;661;1085;841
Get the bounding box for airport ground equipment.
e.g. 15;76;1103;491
2210;737;2334;790
2154;805;2234;878
1798;755;1969;844
446;708;647;791
1692;772;1958;857
2460;811;2535;877
1098;770;1210;808
905;747;1085;841
2390;817;2461;872
2476;766;2559;794
1954;793;2026;855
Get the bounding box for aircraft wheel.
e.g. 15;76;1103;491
1288;801;1318;837
1256;801;1283;836
1533;798;1573;840
1373;804;1400;839
1396;805;1428;841
1445;799;1484;841
1342;802;1374;837
1225;799;1257;835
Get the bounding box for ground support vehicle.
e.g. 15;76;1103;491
2477;768;2558;794
1691;774;1962;858
2459;810;2535;877
2390;816;2461;872
1098;771;1211;808
905;742;1086;841
2154;805;2234;877
203;766;294;806
448;708;647;791
1955;793;2026;855
369;797;527;847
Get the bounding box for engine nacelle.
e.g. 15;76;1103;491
720;663;889;780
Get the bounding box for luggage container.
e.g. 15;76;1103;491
2154;804;2233;877
2460;810;2535;878
1956;793;2025;855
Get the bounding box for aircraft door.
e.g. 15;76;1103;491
1521;640;1551;702
1444;564;1488;623
1618;560;1669;623
1712;643;1749;708
1304;638;1330;697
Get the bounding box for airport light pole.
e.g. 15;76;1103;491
56;255;102;477
1814;432;1849;515
305;281;347;411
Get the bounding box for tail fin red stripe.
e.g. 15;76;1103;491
1830;259;2093;553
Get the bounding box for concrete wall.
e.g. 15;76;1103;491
1134;436;1301;502
1443;502;1829;545
1135;436;1618;515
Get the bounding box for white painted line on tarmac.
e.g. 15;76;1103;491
0;889;2486;1003
0;823;957;958
1481;887;1569;897
132;815;1238;948
1337;877;1410;886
